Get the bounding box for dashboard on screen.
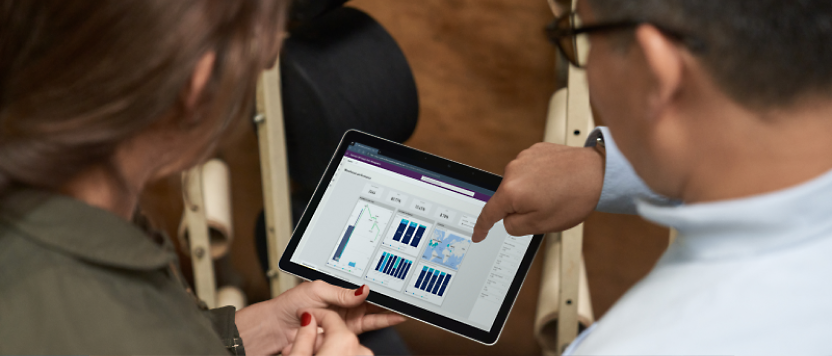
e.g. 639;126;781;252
288;141;533;332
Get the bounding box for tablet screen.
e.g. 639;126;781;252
287;139;535;336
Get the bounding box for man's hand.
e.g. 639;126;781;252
235;281;405;355
472;143;605;242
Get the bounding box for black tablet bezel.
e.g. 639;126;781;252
279;130;543;345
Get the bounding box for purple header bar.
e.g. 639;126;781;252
344;151;492;202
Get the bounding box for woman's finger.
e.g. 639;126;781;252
305;280;369;308
358;345;374;356
303;308;371;355
300;308;355;350
287;312;317;356
355;313;407;333
305;308;352;336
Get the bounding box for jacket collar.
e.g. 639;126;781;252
0;189;176;270
636;168;832;261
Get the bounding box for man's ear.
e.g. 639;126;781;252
184;51;216;112
635;25;684;118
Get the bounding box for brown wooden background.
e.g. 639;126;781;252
141;0;671;354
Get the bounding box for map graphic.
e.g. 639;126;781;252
421;228;470;270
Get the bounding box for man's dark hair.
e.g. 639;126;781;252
586;0;832;110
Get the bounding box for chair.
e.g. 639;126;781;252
254;4;419;296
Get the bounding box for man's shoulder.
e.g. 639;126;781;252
574;235;832;354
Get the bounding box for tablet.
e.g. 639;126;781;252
279;130;543;345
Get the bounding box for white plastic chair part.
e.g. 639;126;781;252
217;285;248;311
535;235;594;356
256;63;300;297
178;159;235;260
182;165;218;308
536;90;595;355
534;0;597;350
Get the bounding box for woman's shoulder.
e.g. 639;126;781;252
0;218;227;355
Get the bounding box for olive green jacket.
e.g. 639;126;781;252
0;189;241;354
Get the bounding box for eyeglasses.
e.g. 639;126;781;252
546;10;704;68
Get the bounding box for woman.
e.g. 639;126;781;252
0;0;403;354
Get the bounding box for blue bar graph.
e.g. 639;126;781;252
392;219;408;241
414;266;428;287
402;222;417;244
374;252;412;280
394;262;403;277
375;252;387;270
384;256;396;274
392;257;400;274
414;268;452;296
426;271;439;291
398;262;410;279
438;273;451;296
410;225;427;247
432;273;445;294
420;268;433;290
332;226;354;262
333;207;364;261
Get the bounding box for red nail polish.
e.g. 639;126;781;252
301;312;311;326
354;284;366;296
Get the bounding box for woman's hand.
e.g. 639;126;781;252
287;309;373;356
235;280;405;355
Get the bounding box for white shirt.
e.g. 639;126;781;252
567;127;832;355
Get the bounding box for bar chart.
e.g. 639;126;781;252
364;250;413;291
404;261;454;306
327;199;393;277
382;213;433;257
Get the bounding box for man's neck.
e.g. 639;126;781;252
680;96;832;203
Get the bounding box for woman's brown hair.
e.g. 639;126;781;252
0;0;287;194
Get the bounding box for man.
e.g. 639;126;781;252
473;0;832;354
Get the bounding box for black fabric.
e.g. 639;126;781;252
288;0;350;22
280;6;419;192
358;327;411;356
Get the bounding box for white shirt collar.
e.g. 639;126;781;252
635;168;832;261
